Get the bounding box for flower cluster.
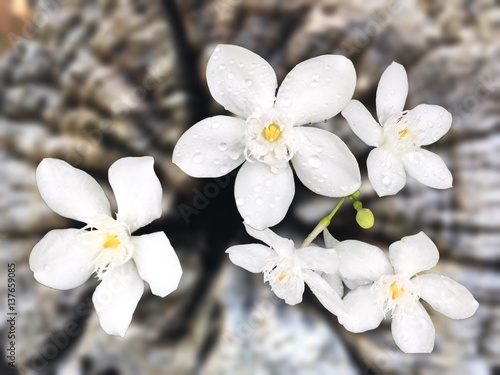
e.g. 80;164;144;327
173;45;478;353
30;44;478;352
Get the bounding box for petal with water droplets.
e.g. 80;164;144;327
408;104;452;146
376;62;408;125
401;149;452;189
173;116;246;178
342;100;382;147
234;161;295;229
366;147;406;197
275;55;356;126
206;44;277;118
291;127;360;197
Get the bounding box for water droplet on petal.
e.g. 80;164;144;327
44;265;50;271
228;72;235;79
218;142;228;151
211;122;220;129
308;156;322;169
236;197;246;206
428;121;434;128
390;89;395;95
382;176;391;186
229;150;240;160
245;79;253;86
256;197;264;205
316;146;323;153
220;164;230;174
219;64;226;70
193;153;204;164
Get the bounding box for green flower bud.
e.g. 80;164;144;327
356;208;374;229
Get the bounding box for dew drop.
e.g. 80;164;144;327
229;150;240;160
219;64;226;70
340;185;347;191
427;121;434;128
228;72;235;79
390;89;395;95
309;156;322;168
256;197;264;206
236;197;246;206
382;176;391;186
316;146;324;153
311;80;319;87
211;122;221;129
193;153;204;164
218;142;228;151
245;79;253;86
44;265;50;271
220;164;230;174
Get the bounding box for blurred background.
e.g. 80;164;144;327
0;0;499;374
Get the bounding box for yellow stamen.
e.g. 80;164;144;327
398;129;409;140
103;234;120;249
278;272;286;281
263;123;281;142
390;281;403;299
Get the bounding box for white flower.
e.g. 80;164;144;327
342;62;453;197
29;157;182;336
333;232;478;353
173;44;361;229
226;224;346;317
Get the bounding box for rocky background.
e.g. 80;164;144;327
0;0;499;374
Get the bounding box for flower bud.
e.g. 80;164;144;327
356;208;374;229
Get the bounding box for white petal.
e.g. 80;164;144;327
341;100;382;147
109;157;162;233
234;161;294;230
344;278;372;291
322;273;344;298
291;127;361;197
335;240;393;282
295;246;339;274
376;62;408;125
412;274;479;319
391;302;435;353
173;116;246;178
407;104;452;146
367;147;406;197
29;229;98;290
303;270;347;317
388;232;439;277
131;232;182;298
206;44;277;118
275;55;356;126
226;244;276;273
92;261;144;337
36;158;111;223
271;272;305;305
401;149;453;189
244;223;295;256
323;229;339;248
338;285;384;332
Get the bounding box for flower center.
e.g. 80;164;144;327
262;123;281;142
373;275;418;316
381;112;420;156
244;110;296;172
278;271;287;281
103;234;120;249
82;217;133;280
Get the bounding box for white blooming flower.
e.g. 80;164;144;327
29;157;182;336
173;44;361;229
226;224;346;316
342;62;453;197
333;232;478;353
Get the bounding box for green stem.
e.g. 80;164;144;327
299;196;346;248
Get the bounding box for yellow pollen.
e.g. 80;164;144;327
390;281;404;299
278;272;286;281
103;234;120;249
263;123;281;142
398;129;409;140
